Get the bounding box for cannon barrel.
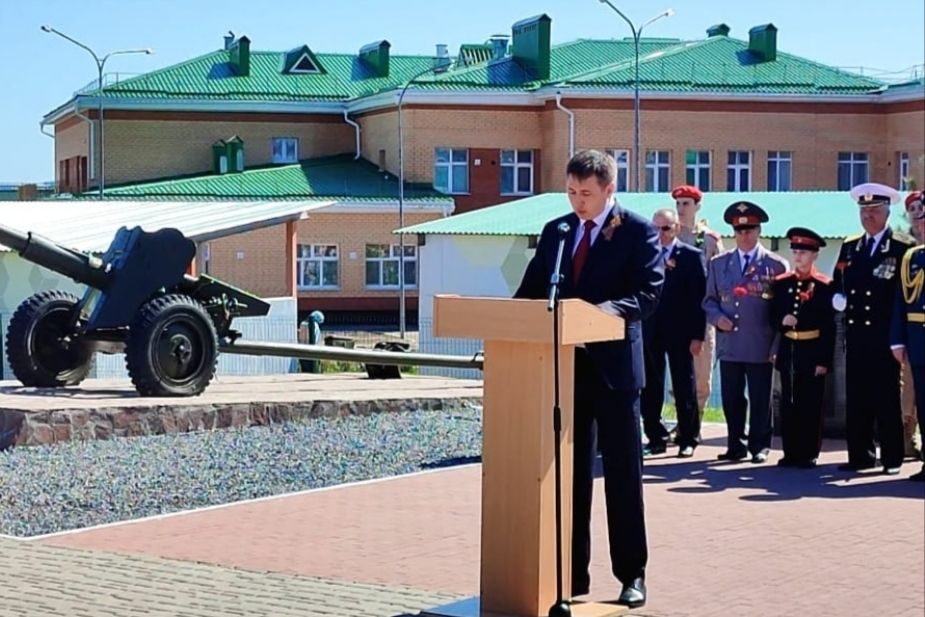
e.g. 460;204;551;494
0;224;110;289
220;338;484;371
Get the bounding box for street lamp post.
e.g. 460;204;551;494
596;2;674;192
41;26;152;199
396;59;455;339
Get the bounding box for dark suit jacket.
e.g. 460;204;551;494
514;205;664;390
644;241;707;347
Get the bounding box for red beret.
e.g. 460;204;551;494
671;185;703;202
905;191;923;210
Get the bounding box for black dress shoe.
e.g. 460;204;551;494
643;443;667;456
717;451;747;461
751;451;768;464
798;459;818;469
617;577;646;608
777;457;797;467
678;445;695;458
909;469;925;482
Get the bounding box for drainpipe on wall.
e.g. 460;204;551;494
343;109;361;159
555;91;575;159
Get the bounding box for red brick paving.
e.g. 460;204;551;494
42;425;925;617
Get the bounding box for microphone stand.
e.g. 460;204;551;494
548;223;571;617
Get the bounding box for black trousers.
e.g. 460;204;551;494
779;367;826;463
845;342;903;468
641;339;700;448
913;363;925;465
572;350;648;591
719;361;773;456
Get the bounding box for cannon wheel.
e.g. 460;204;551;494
6;290;93;387
126;294;218;397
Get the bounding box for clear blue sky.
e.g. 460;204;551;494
1;0;923;183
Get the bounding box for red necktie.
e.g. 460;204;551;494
572;220;596;284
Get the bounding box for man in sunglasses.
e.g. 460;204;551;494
702;201;788;463
641;209;706;458
672;185;723;419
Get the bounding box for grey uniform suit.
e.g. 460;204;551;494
703;245;789;456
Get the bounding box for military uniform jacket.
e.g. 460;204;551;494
890;244;925;368
678;221;723;265
703;245;789;363
769;271;836;374
833;228;913;344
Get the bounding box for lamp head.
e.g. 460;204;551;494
40;25;52;33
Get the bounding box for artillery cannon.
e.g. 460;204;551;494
0;224;270;396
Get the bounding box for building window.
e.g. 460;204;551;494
645;150;670;192
272;138;299;164
899;152;910;190
297;244;339;289
685;150;711;191
767;151;792;191
500;149;534;195
365;244;417;288
726;151;751;192
606;149;630;192
837;152;869;190
434;148;469;194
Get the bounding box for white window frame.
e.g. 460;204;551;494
365;244;417;289
606;149;630;192
837;152;869;190
289;53;321;74
645;150;671;192
726;150;752;192
767;151;792;192
500;149;534;195
685;150;711;191
434;147;469;194
297;244;339;290
272;138;299;164
899;152;910;190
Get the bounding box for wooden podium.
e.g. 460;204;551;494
424;295;628;617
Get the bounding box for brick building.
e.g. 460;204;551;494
41;15;925;319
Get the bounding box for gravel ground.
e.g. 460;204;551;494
0;406;482;537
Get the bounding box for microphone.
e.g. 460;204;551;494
548;222;571;311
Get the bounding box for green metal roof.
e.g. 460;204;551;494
75;32;887;105
567;36;884;94
93;50;435;102
83;154;451;203
398;191;917;239
457;44;494;67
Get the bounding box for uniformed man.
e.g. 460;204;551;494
900;190;923;459
832;182;914;475
674;184;724;416
703;201;789;463
890;200;925;481
769;228;835;468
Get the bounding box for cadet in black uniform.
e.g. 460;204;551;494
833;183;915;475
770;228;835;468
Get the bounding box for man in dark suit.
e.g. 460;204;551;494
514;149;663;608
833;182;914;475
641;208;706;458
